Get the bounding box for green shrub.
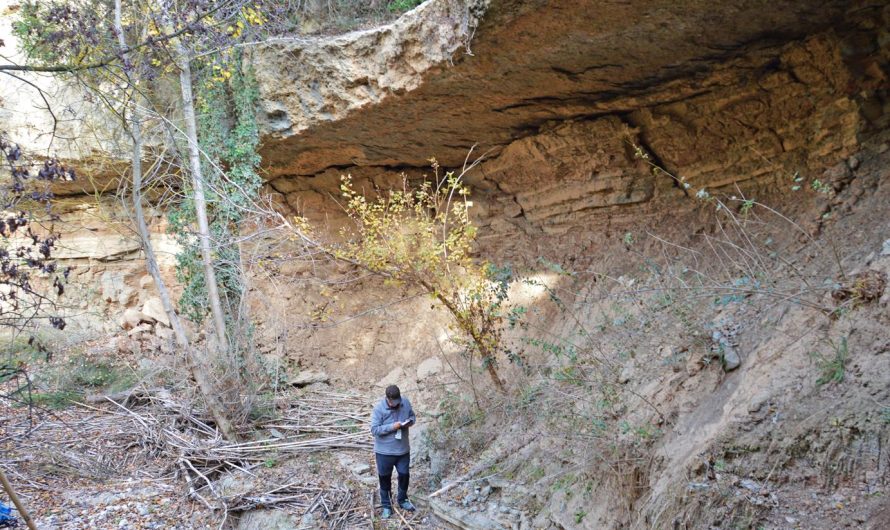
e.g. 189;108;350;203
388;0;424;13
811;336;848;385
22;354;136;409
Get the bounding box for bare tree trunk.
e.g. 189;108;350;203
129;106;238;441
175;44;229;353
304;0;325;16
115;0;237;441
418;279;506;392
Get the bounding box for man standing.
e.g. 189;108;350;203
370;384;417;519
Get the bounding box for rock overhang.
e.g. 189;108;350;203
252;0;870;179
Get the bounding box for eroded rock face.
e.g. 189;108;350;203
268;27;876;239
251;0;488;168
39;200;183;337
255;0;879;178
476;117;657;228
0;0;130;195
249;3;888;398
17;0;877;357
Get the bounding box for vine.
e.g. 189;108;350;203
168;51;262;335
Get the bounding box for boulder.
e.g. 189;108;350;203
376;366;406;388
155;324;174;342
417;357;444;381
376;366;419;393
236;509;301;530
119;307;144;330
100;271;127;303
141;297;170;327
290;370;330;387
350;462;370;475
138;274;155;290
216;470;258;499
127;323;153;337
117;286;136;306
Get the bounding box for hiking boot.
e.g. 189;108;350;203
381;507;393;519
399;499;417;512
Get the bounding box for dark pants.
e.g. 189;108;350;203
375;452;410;509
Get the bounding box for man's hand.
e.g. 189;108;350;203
393;422;402;430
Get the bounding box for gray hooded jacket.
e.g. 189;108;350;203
370;396;416;456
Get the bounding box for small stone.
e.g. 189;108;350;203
712;331;741;371
351;463;371;475
723;349;741;371
882;239;890;257
618;362;633;384
115;336;136;354
739;479;761;492
846;155;860;170
748;392;770;413
685;353;704;375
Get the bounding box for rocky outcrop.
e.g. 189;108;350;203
5;0;880;355
38;200;183;337
475;117;657;230
5;3;890;529
255;0;880;178
251;0;487;141
268;26;875;239
0;0;130;195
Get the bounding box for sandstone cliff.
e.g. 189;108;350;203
2;1;888;528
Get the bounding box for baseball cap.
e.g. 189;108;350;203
385;385;401;406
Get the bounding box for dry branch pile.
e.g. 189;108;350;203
1;387;376;528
